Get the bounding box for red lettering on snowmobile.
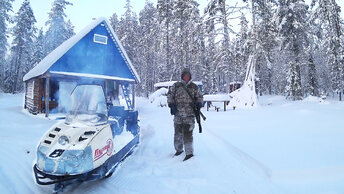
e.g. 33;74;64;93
94;139;113;161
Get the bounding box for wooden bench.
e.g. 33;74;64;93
203;94;231;112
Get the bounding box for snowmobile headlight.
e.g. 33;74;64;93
58;135;70;145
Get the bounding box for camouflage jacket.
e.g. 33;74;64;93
167;80;203;118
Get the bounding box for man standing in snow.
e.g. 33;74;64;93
167;68;203;161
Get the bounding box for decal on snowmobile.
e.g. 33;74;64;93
94;139;114;161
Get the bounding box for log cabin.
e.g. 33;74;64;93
23;18;140;117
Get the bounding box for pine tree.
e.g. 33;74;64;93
204;0;250;93
117;0;139;63
44;0;72;54
65;19;75;39
311;0;344;100
32;28;45;67
304;13;323;97
0;0;14;91
157;0;174;81
278;0;309;100
138;0;159;96
231;13;250;85
3;0;36;93
197;22;208;86
172;0;200;80
254;0;278;95
110;12;120;33
190;13;206;82
205;0;233;92
203;0;218;93
306;54;319;96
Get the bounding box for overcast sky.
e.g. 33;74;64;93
11;0;344;34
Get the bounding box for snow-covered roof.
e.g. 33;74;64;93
203;94;231;102
229;81;242;85
23;17;140;83
154;81;203;88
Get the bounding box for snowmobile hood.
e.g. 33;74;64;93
36;122;108;175
39;122;107;152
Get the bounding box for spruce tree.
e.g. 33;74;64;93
203;0;218;93
206;0;233;92
278;0;309;100
110;13;119;33
45;0;72;54
311;0;344;100
0;0;14;91
172;0;200;80
65;19;75;39
32;28;45;67
4;0;36;93
117;0;139;64
157;0;174;81
190;14;206;82
254;0;278;95
306;55;319;96
304;14;323;97
136;1;159;96
232;13;250;85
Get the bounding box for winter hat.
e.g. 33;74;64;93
181;68;192;80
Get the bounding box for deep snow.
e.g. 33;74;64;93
0;93;344;194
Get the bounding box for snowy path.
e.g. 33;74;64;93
68;97;282;194
1;94;344;193
0;94;56;194
204;96;344;193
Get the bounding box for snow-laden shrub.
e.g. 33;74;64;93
303;95;328;104
149;88;168;107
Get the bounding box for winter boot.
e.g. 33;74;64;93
183;154;193;161
174;151;183;156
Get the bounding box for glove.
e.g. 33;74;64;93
168;103;178;115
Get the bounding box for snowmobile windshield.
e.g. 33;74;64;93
65;85;108;126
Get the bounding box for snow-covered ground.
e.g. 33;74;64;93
0;93;344;194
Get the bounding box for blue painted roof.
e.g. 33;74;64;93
23;18;140;83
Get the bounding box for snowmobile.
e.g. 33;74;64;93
33;84;140;192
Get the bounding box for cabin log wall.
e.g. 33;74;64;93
25;78;43;114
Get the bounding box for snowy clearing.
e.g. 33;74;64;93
0;93;344;194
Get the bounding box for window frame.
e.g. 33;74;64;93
93;34;108;45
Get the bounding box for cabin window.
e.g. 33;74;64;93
93;34;108;45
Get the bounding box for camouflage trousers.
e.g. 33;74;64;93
174;116;195;155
